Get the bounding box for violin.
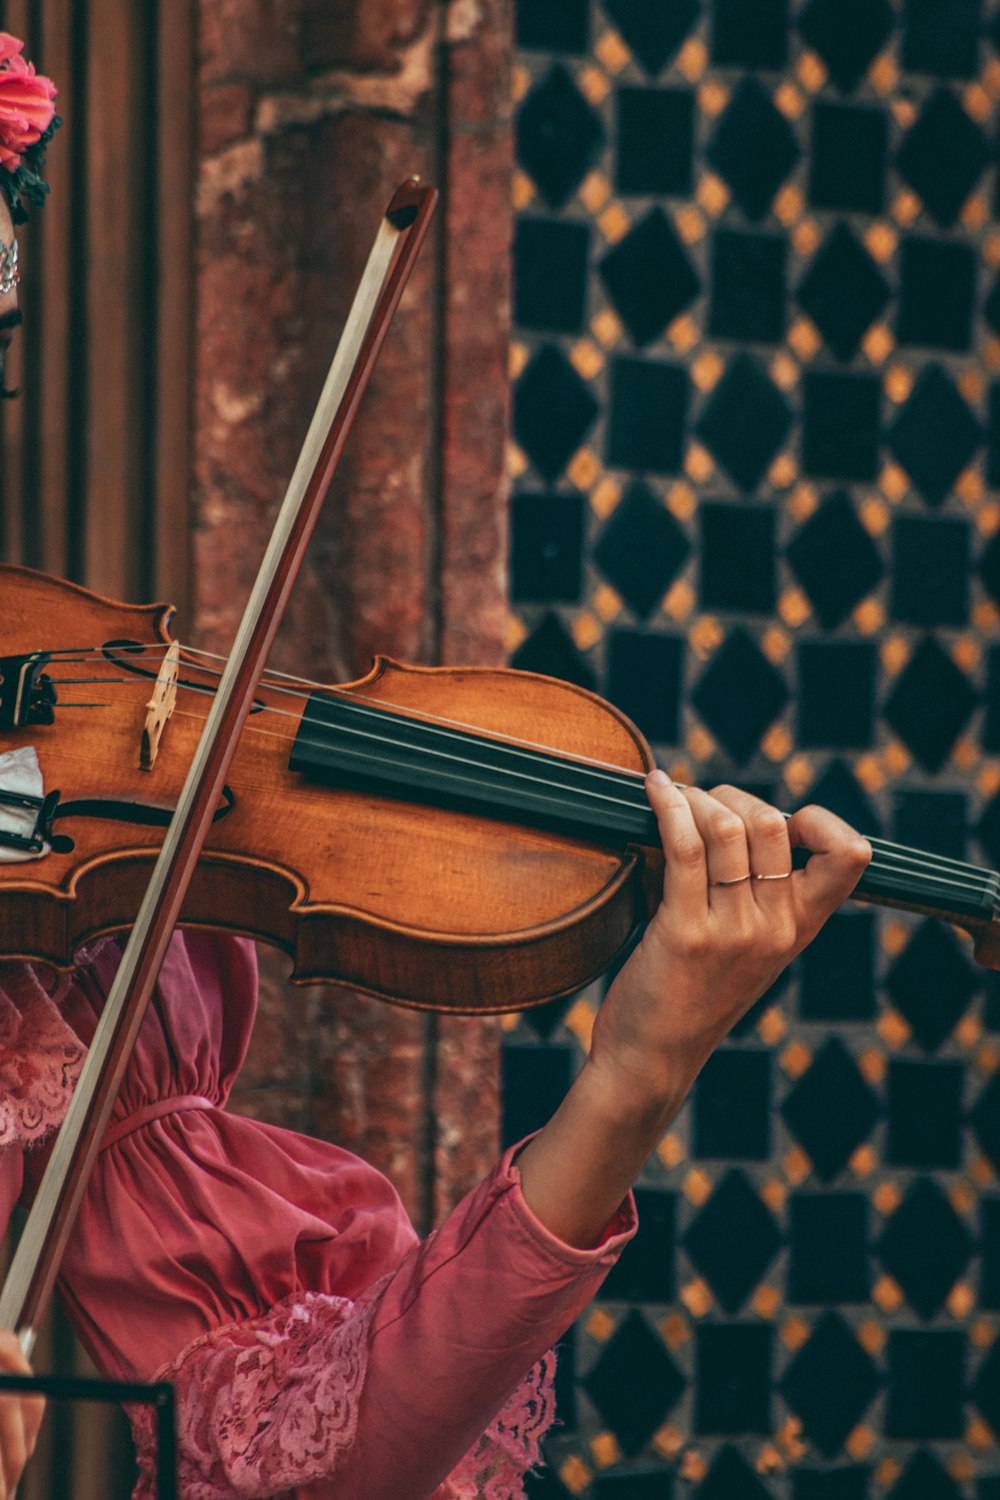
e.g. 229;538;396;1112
4;561;1000;1013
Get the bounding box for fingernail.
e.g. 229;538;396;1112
646;768;669;787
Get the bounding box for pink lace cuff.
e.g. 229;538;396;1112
129;1290;557;1500
433;1348;556;1500
129;1290;371;1499
0;962;85;1146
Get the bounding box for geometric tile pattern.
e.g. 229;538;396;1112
511;3;1000;1495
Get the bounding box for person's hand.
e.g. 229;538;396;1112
517;773;871;1247
0;1332;43;1500
588;772;872;1113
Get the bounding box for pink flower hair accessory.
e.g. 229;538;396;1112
0;32;59;224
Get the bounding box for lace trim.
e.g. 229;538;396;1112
0;963;85;1146
129;1290;556;1500
129;1289;372;1500
432;1349;557;1500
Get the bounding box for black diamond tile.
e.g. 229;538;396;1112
599;1187;676;1303
799;911;876;1022
514;217;590;334
780;1313;880;1456
887;1058;964;1170
891;514;971;628
693;1048;772;1160
519;992;575;1043
887;1451;964;1500
798;759;882;837
883;635;978;775
797;641;876;749
683;1169;781;1313
887;364;982;505
781;1037;880;1182
792;1468;869;1500
802;371;881;482
598;208;700;347
513;344;599;482
799;0;894;93
877;1177;973;1320
705;77;800;221
711;0;788;69
786;490;884;630
517;0;589;52
983;651;1000;756
526;1468;575;1500
978;782;1000;866
695;1323;772;1434
510;612;598;692
510;491;586;604
885;918;979;1052
885;1330;964;1439
897;238;976;353
979;530;1000;611
516;65;606;209
691;628;789;764
797;224;890;363
902;0;981;79
607;356;689;474
892;789;967;861
708;228;787;345
982;1198;1000;1306
699;502;776;614
809;102;888;215
593;1473;674;1500
896;86;989;228
605;629;685;744
694;1447;776;1500
583;1310;686;1456
601;0;700;76
615;86;694;197
977;1350;1000;1452
595;481;691;619
789;1193;870;1305
501;1043;574;1147
971;1071;1000;1175
988;382;1000;487
695;353;794;493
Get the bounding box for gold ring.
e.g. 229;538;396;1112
708;873;752;886
753;871;793;880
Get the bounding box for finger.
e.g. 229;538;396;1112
710;785;793;884
785;803;872;921
0;1333;41;1496
645;770;709;911
681;786;752;890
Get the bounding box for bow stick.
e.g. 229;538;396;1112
0;178;438;1353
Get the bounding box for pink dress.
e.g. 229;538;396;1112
0;933;635;1499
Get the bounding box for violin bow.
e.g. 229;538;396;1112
0;178;438;1354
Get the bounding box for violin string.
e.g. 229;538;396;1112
35;645;1000;903
178;703;1000;903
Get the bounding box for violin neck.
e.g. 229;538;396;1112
289;691;1000;933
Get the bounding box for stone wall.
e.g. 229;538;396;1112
193;0;514;1230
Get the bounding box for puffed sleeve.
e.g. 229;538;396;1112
128;1144;635;1500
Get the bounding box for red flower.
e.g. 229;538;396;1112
0;32;56;175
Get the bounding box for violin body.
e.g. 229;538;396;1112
0;565;660;1012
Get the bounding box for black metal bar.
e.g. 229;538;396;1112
0;1373;175;1499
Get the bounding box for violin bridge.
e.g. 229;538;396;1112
140;643;180;771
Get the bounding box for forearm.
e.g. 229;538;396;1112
515;1045;692;1251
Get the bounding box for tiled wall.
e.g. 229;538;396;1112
505;3;1000;1495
